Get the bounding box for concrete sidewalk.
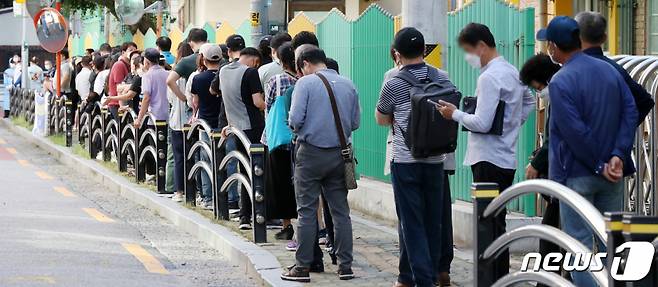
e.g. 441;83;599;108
2;118;478;286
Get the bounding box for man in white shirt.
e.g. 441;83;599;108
437;23;535;281
75;56;93;102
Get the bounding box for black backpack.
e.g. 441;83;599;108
394;68;462;158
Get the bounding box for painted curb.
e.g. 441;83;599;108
1;119;300;287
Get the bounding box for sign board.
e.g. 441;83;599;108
250;12;260;27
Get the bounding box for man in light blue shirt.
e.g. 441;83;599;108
282;46;360;283
437;23;535;281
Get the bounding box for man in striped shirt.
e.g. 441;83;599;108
376;27;456;287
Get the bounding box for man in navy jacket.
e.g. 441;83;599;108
537;16;638;287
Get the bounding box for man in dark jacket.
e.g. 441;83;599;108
576;11;654;126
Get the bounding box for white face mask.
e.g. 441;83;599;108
547;43;560;65
465;53;481;69
44;65;52;70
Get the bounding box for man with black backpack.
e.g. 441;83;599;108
437;23;536;281
376;27;459;287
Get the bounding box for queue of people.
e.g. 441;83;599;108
6;10;650;286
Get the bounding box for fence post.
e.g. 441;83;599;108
605;212;628;287
250;143;266;243
87;108;95;158
212;131;229;220
472;182;500;287
101;108;111;161
155;121;168;193
183;125;197;205
77;104;84;145
65;100;72;147
117;111;126;172
135;123;145;183
623;214;658;287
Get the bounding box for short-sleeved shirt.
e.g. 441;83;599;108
219;61;264;131
258;61;283;92
58;61;73;93
124;73;142;112
191;69;222;129
108;58;130;104
141;65;170;121
377;63;451;164
162;51;176;65
174;53;198;80
93;69;110;96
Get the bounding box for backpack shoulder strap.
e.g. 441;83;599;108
393;69;420;86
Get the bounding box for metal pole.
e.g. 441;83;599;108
402;0;447;68
250;0;268;47
21;2;29;91
104;7;111;44
472;182;500;287
605;212;628;287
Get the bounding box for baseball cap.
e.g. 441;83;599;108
201;44;223;62
143;48;160;64
393;27;425;57
226;34;246;51
536;16;580;46
260;35;273;46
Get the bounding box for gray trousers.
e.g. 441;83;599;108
294;142;353;269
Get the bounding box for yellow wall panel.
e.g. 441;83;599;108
83;33;93;50
133;30;144;50
215;22;236;44
169;26;184;54
288;12;316;37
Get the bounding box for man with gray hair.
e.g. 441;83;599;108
576;11;654;126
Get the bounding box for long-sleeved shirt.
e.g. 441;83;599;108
289;69;361;149
548;52;638;184
452;56;535;169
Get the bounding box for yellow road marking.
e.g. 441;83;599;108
121;243;169;274
17;159;30;166
82;208;115;223
6;147;17;154
54;186;76;197
0;138;6;145
35;171;53;180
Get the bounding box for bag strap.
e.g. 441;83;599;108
393;69;420;86
316;72;350;158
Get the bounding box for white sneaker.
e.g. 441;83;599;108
195;194;203;206
202;200;214;210
171;192;183;202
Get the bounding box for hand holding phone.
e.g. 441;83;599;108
427;99;443;106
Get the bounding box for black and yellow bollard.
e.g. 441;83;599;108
622;214;658;287
65;100;72;147
182;125;197;205
212;131;229;220
605;211;629;287
154;120;168;193
250;143;266;243
472;182;500;287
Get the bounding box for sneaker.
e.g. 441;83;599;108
318;237;328;245
318;229;328;245
286;240;298;251
337;267;355;280
275;225;294;240
171;192;184;202
202;200;214;210
239;218;252;230
195;194;203;206
280;265;310;283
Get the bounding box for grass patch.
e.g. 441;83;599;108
11;117;33;130
50;134;65;146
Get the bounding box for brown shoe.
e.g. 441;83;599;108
281;265;311;283
394;281;411;287
436;272;451;286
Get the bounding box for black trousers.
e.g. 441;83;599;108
537;198;561;287
470;161;515;280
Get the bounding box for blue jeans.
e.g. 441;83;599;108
225;136;239;204
391;162;444;287
199;133;212;201
560;176;623;287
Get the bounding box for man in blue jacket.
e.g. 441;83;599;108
537;16;638;287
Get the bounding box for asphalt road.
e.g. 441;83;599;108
0;126;257;287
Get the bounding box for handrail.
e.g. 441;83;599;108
224;126;255;157
186;119;214;140
218;150;252;180
482;225;609;287
483;179;606;242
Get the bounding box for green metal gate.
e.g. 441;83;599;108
447;0;537;215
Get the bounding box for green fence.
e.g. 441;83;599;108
447;0;537;215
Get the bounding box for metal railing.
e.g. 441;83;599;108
9;87;268;244
182;121;267;243
473;179;658;287
612;55;658;216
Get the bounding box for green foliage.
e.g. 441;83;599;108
62;0;159;33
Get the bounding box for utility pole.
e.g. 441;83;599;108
104;7;111;44
250;0;269;47
402;0;447;68
20;1;29;91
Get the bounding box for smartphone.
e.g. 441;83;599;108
426;99;443;106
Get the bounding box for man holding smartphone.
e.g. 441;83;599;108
436;23;535;281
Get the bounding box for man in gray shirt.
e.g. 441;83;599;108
281;47;360;283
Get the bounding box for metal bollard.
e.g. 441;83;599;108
101;108;111;162
605;212;629;287
622;214;658;287
87;109;95;158
183;125;196;205
250;143;266;243
65;101;72;147
472;182;500;287
154;121;168;193
117;111;126;172
212;132;229;220
135;122;145;183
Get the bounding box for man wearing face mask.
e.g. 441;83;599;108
536;16;637;287
436;23;535;281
